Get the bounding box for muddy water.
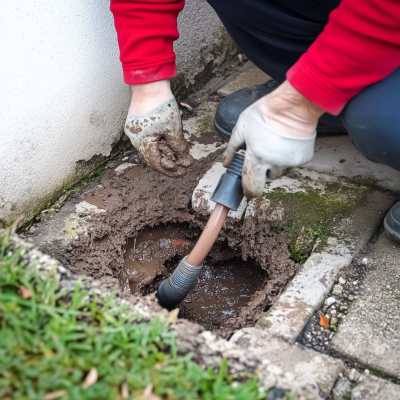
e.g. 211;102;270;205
120;224;195;293
178;258;267;331
121;222;267;332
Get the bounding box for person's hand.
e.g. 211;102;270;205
223;80;324;199
125;80;193;177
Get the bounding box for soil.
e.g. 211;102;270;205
56;148;299;337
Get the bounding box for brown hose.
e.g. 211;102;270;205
186;203;230;266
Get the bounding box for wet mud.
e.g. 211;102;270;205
57;148;299;337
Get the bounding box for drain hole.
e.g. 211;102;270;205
121;222;269;336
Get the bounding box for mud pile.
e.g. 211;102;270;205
56;149;299;336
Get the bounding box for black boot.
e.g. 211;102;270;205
384;202;400;243
214;80;280;141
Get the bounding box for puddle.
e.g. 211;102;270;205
121;223;268;333
120;223;196;294
178;258;267;331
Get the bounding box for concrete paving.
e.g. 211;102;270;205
217;62;270;97
230;327;344;399
350;374;400;400
331;233;400;379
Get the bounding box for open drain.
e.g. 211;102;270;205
120;222;269;335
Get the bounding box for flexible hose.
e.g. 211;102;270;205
156;152;245;309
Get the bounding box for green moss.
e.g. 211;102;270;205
263;171;373;262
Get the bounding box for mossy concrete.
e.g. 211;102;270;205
247;169;373;263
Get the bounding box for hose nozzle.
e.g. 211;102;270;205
157;256;203;309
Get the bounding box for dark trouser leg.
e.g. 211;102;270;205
340;67;400;171
207;0;343;127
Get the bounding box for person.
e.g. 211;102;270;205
110;0;400;242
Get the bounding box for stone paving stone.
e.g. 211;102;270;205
217;62;270;97
182;100;227;160
306;134;400;192
351;374;400;400
230;327;344;399
331;233;400;379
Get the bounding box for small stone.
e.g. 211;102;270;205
331;309;337;315
340;305;348;311
332;284;343;295
74;235;79;240
325;297;336;307
362;257;368;265
348;368;360;382
339;277;346;284
332;377;351;400
121;156;129;161
364;369;370;375
330;317;338;326
348;295;354;301
353;280;358;285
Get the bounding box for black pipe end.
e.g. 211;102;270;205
210;152;245;211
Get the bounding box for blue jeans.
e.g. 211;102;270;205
207;0;400;171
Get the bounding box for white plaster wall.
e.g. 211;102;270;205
0;0;225;224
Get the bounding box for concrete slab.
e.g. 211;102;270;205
230;327;344;399
252;173;395;343
351;374;400;400
182;100;227;160
331;233;400;379
217;62;271;97
307;134;400;193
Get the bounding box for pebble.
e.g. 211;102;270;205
330;317;338;326
325;297;336;307
362;257;368;265
348;295;354;301
331;310;337;315
332;284;343;295
121;156;129;161
340;305;348;311
339;277;346;284
353;280;358;285
365;369;370;375
348;368;361;382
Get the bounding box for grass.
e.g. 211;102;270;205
0;226;268;400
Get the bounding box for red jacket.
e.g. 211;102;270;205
110;0;400;115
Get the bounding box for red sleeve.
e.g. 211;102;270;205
110;0;184;84
287;0;400;115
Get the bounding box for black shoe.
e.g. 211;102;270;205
384;202;400;242
214;80;280;141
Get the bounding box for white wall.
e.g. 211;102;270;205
0;0;227;224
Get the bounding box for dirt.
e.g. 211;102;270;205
56;148;299;337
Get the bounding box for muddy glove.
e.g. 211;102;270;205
224;100;316;199
125;98;193;177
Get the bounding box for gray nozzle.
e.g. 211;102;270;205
210;152;245;210
157;256;203;309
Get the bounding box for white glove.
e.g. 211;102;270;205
125;98;193;177
224;100;316;199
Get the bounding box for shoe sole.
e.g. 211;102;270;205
384;214;400;243
213;116;231;142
